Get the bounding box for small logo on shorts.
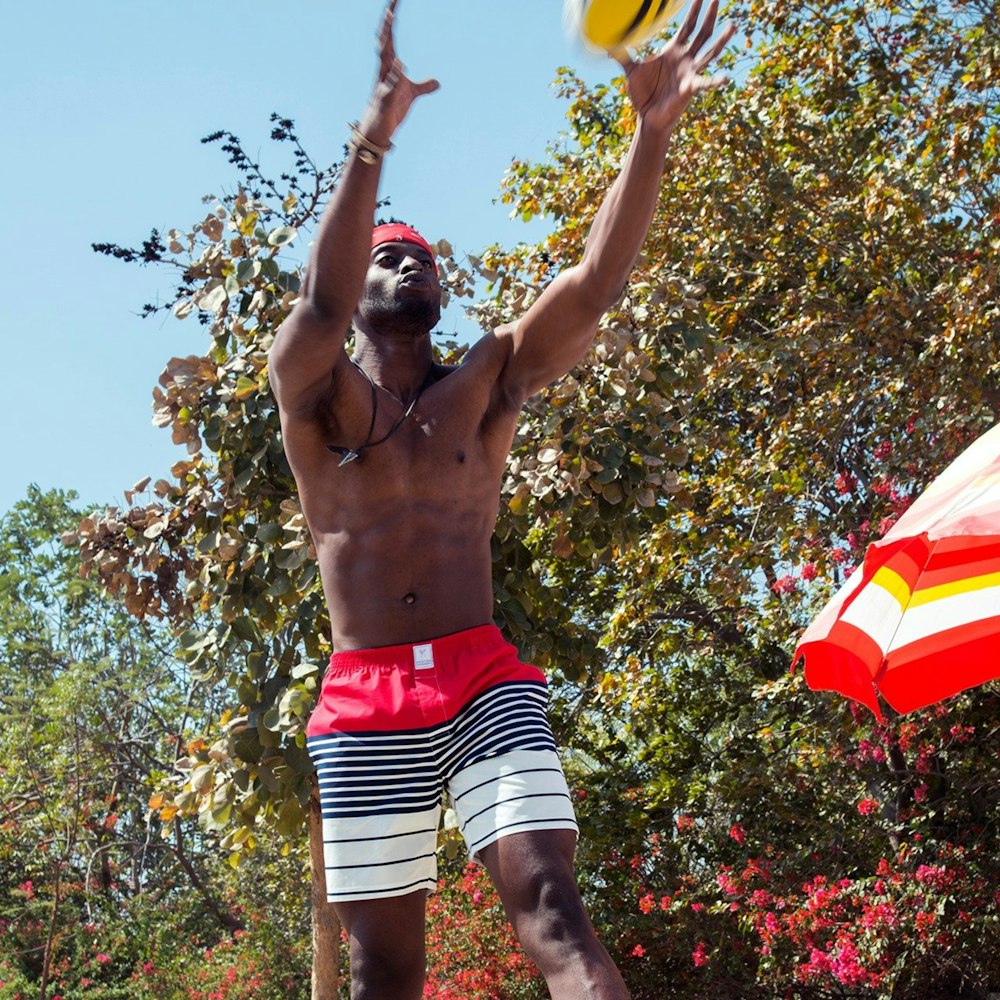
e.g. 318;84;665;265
413;643;435;670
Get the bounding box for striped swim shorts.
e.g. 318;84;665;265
306;624;578;903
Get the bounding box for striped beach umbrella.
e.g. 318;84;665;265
794;421;1000;719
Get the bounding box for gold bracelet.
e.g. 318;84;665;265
348;121;393;164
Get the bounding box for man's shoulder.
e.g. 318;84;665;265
452;323;516;376
432;325;527;429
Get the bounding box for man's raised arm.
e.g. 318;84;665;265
269;0;439;415
494;0;735;403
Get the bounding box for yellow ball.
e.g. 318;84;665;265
566;0;687;54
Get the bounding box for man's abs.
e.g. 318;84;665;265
315;510;498;650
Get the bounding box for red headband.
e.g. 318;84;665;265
371;223;435;260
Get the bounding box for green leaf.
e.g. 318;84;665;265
267;226;298;247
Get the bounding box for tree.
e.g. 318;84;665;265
80;0;999;995
0;488;273;997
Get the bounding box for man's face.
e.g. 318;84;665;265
358;240;442;333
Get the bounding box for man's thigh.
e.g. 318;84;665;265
336;888;428;942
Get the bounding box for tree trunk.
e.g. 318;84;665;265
39;859;63;1000
310;783;340;1000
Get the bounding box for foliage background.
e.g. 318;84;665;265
4;0;999;998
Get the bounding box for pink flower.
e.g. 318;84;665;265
631;944;646;958
772;574;798;595
806;946;833;975
96;954;111;965
676;814;695;832
717;870;740;895
692;941;709;967
800;562;817;582
873;440;893;460
915;864;952;890
877;516;897;536
729;822;746;844
857;797;879;815
831;939;867;986
638;893;655;915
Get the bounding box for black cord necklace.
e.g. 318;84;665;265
327;360;435;467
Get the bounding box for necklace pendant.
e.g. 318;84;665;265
338;450;360;467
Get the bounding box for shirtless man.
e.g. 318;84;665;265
269;2;733;997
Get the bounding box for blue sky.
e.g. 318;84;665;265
3;1;614;514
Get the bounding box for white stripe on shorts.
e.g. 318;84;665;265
451;749;579;858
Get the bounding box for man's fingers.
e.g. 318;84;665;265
688;0;722;54
693;21;737;73
693;71;731;94
379;0;398;56
675;0;704;45
413;77;441;98
380;0;398;41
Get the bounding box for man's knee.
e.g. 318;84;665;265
348;938;425;1000
505;865;599;969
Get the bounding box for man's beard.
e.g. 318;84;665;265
360;285;441;334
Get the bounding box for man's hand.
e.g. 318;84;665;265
359;0;440;147
619;0;736;133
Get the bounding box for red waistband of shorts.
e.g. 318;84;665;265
328;623;509;671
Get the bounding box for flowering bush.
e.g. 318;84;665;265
562;686;1000;1000
0;839;310;1000
134;921;307;1000
739;844;1000;996
422;857;544;1000
0;900;308;1000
